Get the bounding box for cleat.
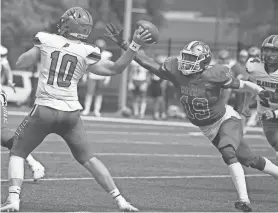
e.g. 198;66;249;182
116;198;138;212
0;197;20;212
235;201;252;212
31;162;45;181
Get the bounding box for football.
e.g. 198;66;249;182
136;20;159;44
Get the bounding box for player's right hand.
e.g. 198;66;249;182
132;27;152;46
242;107;251;118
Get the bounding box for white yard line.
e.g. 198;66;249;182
8;111;263;132
0;174;269;182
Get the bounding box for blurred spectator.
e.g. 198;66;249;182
148;74;167;120
0;45;14;89
128;60;149;118
82;38;112;116
230;49;249;133
248;46;261;58
217;49;236;105
246;46;261;127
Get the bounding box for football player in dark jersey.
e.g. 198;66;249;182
105;23;278;212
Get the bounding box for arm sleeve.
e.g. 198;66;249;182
85;45;101;66
158;57;178;83
211;65;241;89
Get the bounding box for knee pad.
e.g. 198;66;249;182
1;127;14;150
238;155;266;171
219;145;238;165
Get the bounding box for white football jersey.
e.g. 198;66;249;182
34;32;101;111
246;57;278;114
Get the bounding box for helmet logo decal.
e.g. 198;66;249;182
268;35;275;44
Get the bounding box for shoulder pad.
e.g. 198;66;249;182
206;64;231;83
246;57;262;73
33;32;50;45
85;44;101;61
161;57;176;72
33;32;60;47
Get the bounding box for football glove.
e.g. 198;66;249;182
104;23;128;50
258;90;270;107
261;110;276;121
0;90;7;106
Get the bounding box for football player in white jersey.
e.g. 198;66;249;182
1;46;45;181
1;7;152;212
243;35;278;161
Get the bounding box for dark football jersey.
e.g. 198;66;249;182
159;57;240;126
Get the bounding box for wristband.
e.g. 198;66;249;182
129;41;141;52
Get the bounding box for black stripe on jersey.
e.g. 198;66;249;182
33;36;42;45
268;35;275;44
87;52;101;60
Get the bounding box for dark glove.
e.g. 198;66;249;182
104;23;128;50
258;90;270;107
261;110;276;121
0;90;8;106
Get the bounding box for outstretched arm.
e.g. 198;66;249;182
238;80;263;94
88;28;151;76
104;23;171;80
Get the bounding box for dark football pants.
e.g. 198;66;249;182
212;116;265;170
11;105;95;164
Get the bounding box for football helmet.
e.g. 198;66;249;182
248;46;260;57
218;49;230;60
261;35;278;64
177;41;212;75
57;7;93;40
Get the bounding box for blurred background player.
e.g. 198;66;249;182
1;45;15;89
245;46;262;127
217;49;236;105
105;24;278;211
128;60;149;118
148;55;167;120
1;7;152;212
230;49;249;134
0;45;45;181
244;36;278;161
82;38;112;116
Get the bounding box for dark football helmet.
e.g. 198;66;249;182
177;41;212;75
57;7;93;40
261;35;278;64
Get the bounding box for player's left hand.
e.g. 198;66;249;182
261;110;276;121
8;81;16;93
132;27;152;46
104;23;127;49
242;107;251;118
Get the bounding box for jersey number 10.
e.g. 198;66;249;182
47;51;78;88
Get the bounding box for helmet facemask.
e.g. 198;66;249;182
177;42;211;75
261;47;278;64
